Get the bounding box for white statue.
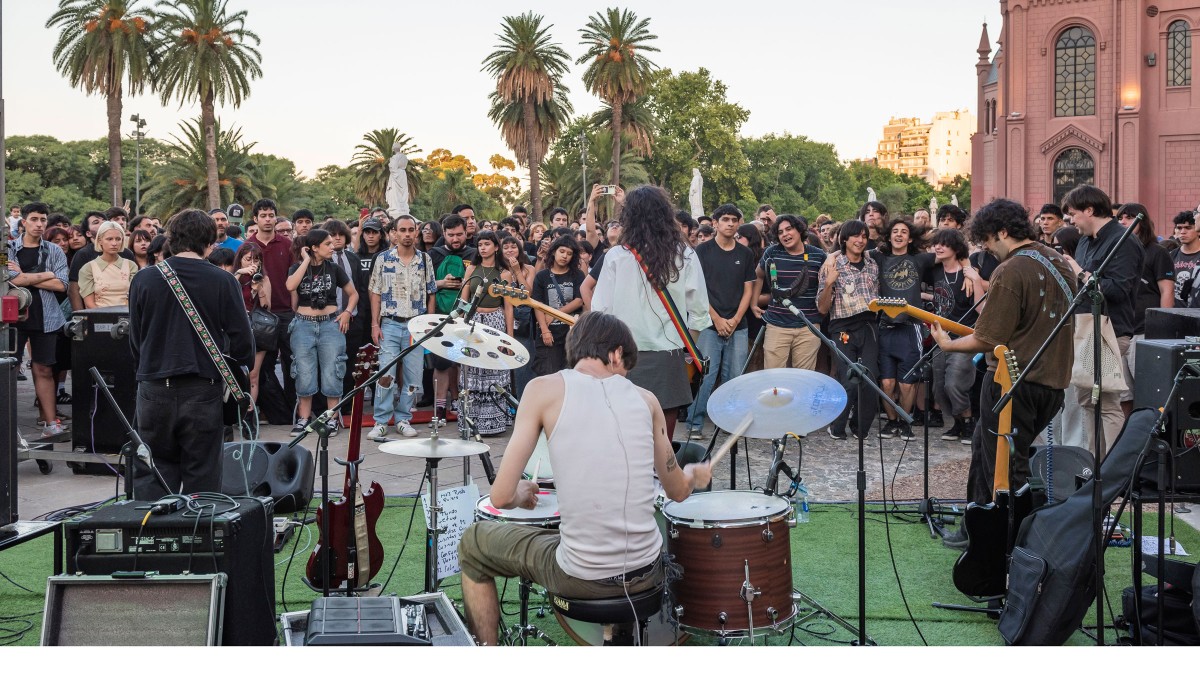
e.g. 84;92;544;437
951;194;959;207
866;187;877;203
688;168;704;218
929;197;938;216
386;143;410;218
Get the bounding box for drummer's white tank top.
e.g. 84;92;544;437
549;368;662;580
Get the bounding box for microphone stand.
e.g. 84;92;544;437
88;366;168;498
289;287;489;599
779;296;902;647
702;325;765;489
990;214;1142;646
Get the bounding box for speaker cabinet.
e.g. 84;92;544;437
1;358;17;528
220;441;314;513
41;574;226;646
1133;339;1200;490
70;307;136;454
1145;309;1200;340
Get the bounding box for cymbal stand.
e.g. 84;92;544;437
702;325;764;490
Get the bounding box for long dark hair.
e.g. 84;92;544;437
418;220;442;252
1117;203;1156;247
499;234;530;273
619;185;687;289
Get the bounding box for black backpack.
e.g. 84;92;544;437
998;409;1158;645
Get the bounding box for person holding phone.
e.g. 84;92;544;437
234;241;271;405
428;214;477;424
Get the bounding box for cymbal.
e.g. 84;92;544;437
378;436;490;458
408;314;530;370
707;369;847;439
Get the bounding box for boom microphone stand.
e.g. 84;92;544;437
992;214;1142;646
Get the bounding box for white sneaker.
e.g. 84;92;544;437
40;420;68;439
396;421;418;437
367;424;388;442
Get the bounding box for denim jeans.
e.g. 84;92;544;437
288;316;347;398
686;327;748;430
374;318;424;425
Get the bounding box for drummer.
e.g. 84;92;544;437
459;312;713;646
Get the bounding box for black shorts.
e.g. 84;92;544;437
17;329;58;367
878;323;922;383
431;353;456;372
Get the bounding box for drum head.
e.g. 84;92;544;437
476;491;560;525
663;491;790;526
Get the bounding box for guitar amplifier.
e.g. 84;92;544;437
69;307;136;454
1145;309;1200;340
64;497;276;646
1132;339;1200;491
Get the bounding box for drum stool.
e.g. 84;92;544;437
550;584;665;646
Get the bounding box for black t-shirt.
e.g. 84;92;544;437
1171;246;1200;307
693;239;757;330
929;264;978;333
287;261;351;309
588;250;606;282
532;267;583;339
1135;242;1175;332
870;249;934;324
69;243;135;282
127;257;254;381
16;246;45;331
970;250;1000;281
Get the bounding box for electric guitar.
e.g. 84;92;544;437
488;282;577;326
868;297;975;337
306;343;385;590
952;345;1034;598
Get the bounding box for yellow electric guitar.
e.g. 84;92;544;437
868;297;975;337
488;282;577;327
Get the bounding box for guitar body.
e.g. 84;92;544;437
952;489;1034;597
306;480;386;588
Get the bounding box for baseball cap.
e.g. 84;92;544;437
226;203;245;223
361;218;384;233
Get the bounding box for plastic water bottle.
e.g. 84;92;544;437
793;483;810;524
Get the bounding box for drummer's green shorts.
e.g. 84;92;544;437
458;521;661;598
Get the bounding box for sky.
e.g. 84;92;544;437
1;0;1002;179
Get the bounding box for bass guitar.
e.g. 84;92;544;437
868;297;975;337
952;345;1034;598
306;343;385;590
488;282;577;326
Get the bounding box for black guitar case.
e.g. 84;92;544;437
998;408;1158;645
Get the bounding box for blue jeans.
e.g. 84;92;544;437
686;327;748;430
374;318;424;425
288;316;347;398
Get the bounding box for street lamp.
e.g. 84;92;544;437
579;130;587;214
129;114;146;214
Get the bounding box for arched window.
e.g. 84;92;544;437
1055;26;1096;117
1167;20;1192;87
990;99;998;132
984;101;992;134
1053;148;1095;202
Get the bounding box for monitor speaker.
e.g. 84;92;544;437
220;441;314;512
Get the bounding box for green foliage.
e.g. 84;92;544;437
642;68;752;207
540;120;648;219
938;175;972;213
141;117;258;216
301;165;363;220
151;0;263;109
743;134;851;219
250;154;310;216
410;168;505;222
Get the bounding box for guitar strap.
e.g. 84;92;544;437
1014;249;1073;301
625;245;709;376
157;261;248;405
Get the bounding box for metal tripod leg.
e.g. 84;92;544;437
503;578;557;646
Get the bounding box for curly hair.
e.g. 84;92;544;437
619;185;687;289
968;198;1038;244
876;216;926;255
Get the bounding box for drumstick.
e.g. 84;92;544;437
529;455;542;485
705;414;754;474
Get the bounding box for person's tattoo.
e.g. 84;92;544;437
665;456;677;473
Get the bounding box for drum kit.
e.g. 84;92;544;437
376;311;863;645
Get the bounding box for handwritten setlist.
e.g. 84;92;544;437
421;483;481;579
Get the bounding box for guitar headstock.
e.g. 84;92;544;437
488;281;530;301
993;345;1020;391
869;298;908;318
353;343;380;386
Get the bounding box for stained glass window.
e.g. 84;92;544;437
1054;148;1095;203
1167;20;1191;87
1055;27;1096;117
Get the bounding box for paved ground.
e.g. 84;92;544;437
11;369;1198;533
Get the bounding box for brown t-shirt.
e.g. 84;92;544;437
973;242;1075;389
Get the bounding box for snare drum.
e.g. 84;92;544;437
662;491;796;636
475;490;561;529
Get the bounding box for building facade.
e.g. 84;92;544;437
877;111;974;187
973;1;1200;235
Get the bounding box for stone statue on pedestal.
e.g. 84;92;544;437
386;143;410;218
866;187;877;203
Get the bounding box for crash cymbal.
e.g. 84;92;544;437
707;368;847;439
378;436;490;458
408;314;530;371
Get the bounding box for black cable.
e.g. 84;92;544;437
378;467;429;594
0;569;37;594
280;496;316;613
876;428;928;646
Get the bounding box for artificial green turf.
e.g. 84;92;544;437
1;498;1197;646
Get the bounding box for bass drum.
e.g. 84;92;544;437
663;491;796;636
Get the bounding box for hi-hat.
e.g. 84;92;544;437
408;314;530;370
707;368;847;439
378;436;490;458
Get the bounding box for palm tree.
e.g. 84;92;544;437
487;86;574;207
483;12;572;222
47;0;155;206
152;0;262;211
577;8;659;188
350;128;423;208
143;117;258;216
589;96;656;158
252;154;309;214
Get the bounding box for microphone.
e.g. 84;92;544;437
779;298;803;317
491;383;520;409
458;283;486;323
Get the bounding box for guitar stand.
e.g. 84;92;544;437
932;595;1004;619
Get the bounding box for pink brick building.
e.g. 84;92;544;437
973;1;1200;234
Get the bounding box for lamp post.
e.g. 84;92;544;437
129;114;146;214
579;130;587;213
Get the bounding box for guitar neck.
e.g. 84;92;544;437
992;345;1016;498
342;391;365;494
900;306;975;337
509;294;577;326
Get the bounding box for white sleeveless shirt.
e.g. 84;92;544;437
548;368;662;579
